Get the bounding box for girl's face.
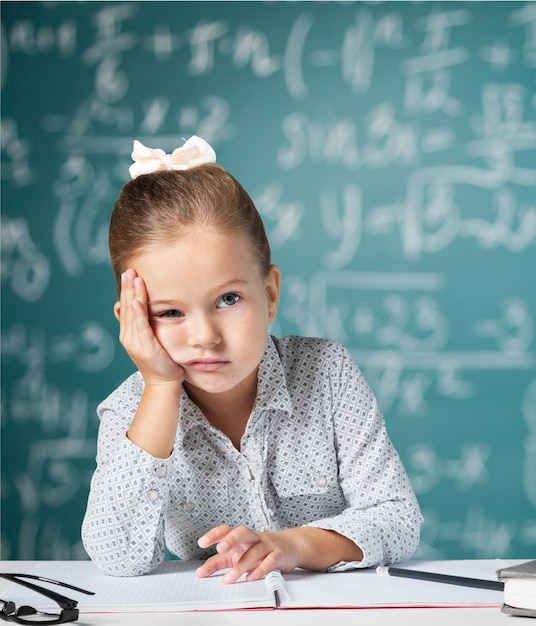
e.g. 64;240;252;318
128;227;280;406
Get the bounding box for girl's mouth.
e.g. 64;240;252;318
183;359;228;372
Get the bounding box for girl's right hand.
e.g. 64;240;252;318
117;269;184;458
116;269;185;386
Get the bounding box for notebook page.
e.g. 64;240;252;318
282;560;506;608
1;561;275;612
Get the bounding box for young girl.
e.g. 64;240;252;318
82;136;423;582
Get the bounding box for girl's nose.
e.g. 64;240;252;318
188;313;221;348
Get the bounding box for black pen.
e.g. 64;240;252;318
377;566;504;591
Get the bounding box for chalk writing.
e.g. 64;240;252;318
1;217;50;302
0;118;33;186
6;17;77;57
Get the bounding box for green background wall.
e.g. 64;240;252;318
1;1;535;561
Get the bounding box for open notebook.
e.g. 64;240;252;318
0;559;506;613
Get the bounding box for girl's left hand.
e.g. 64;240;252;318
196;525;301;584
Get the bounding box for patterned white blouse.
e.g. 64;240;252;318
82;335;423;577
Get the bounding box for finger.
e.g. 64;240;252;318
245;550;281;582
118;273;129;342
118;271;156;364
121;271;151;337
195;553;234;579
206;527;264;584
119;272;141;350
133;274;146;304
133;275;150;323
197;525;234;549
213;525;258;555
131;277;152;333
223;542;271;584
119;270;136;324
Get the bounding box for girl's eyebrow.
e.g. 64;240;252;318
147;279;250;306
146;300;176;306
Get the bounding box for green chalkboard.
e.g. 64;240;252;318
1;1;535;561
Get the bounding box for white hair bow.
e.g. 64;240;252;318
129;136;217;179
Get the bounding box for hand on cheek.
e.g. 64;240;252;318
116;269;185;385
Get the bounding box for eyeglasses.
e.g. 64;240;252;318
0;573;94;624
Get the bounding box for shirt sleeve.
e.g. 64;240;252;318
81;375;172;577
304;343;423;570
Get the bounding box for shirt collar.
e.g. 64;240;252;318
177;336;292;439
254;335;293;413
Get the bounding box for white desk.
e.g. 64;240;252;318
73;607;528;626
1;561;532;625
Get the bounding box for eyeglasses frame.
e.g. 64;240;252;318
0;573;94;624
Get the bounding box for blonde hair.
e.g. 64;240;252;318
109;165;272;287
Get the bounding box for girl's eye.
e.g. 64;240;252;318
155;309;183;318
217;293;240;308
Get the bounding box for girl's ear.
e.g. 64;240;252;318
113;300;121;321
265;264;281;320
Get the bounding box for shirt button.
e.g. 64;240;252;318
146;489;159;502
155;465;167;478
183;501;195;512
315;475;327;487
